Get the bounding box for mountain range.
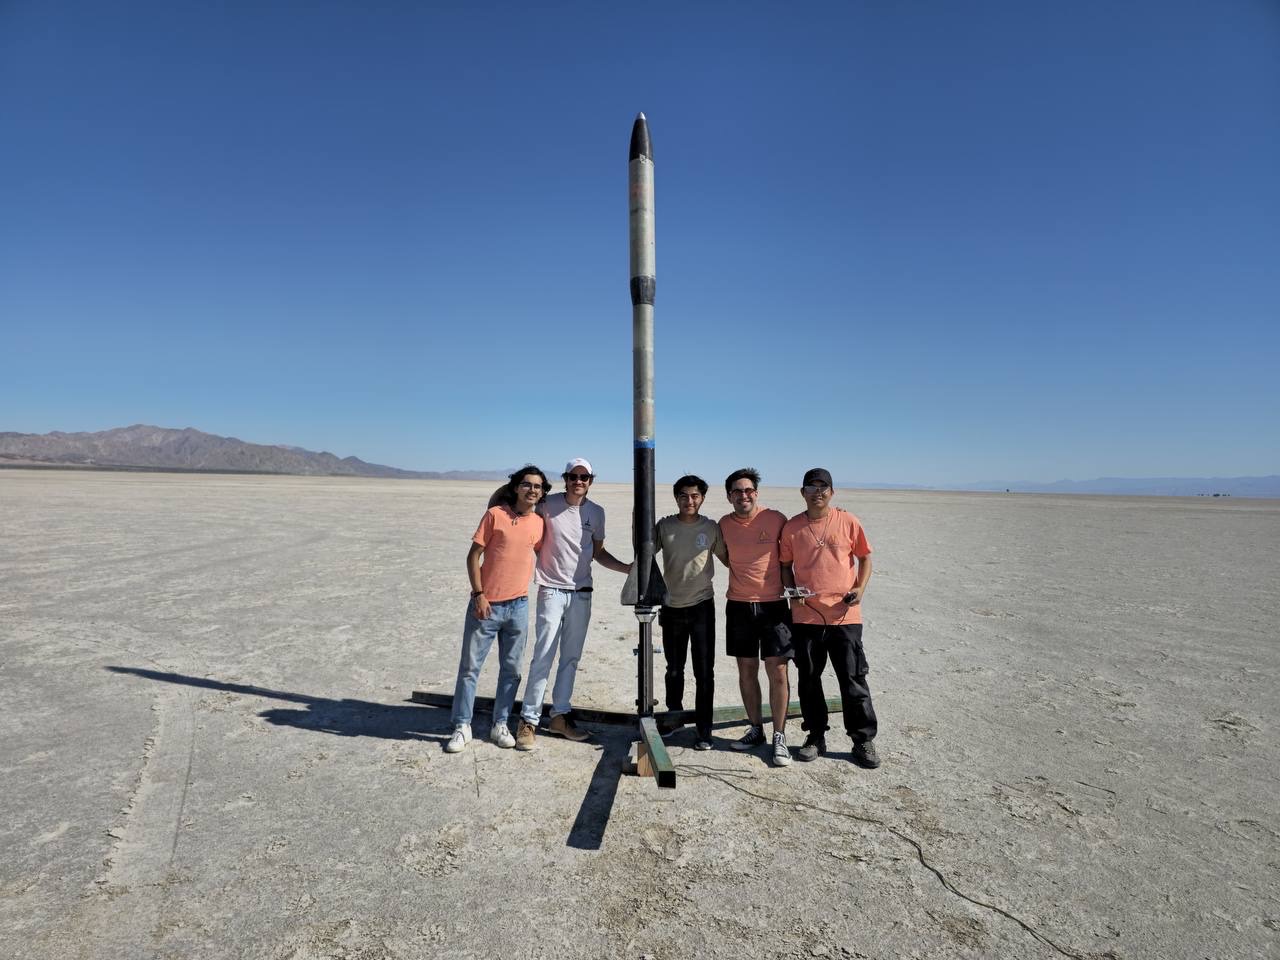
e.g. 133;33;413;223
0;425;505;480
2;425;1277;496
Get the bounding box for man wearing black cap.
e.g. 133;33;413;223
778;468;880;768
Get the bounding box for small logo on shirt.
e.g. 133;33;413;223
695;533;709;549
758;531;773;543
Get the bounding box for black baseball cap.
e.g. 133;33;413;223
802;468;833;488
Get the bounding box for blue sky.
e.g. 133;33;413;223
3;1;1277;486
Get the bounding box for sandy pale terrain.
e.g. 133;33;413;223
1;470;1276;959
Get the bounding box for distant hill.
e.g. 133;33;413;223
830;477;1279;498
947;476;1280;498
0;425;507;480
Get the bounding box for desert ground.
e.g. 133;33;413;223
1;470;1276;960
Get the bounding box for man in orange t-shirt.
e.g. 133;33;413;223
444;466;548;754
779;468;880;768
718;467;795;767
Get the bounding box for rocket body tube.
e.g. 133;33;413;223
629;113;656;607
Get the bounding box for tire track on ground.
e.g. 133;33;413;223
105;685;195;889
12;531;332;614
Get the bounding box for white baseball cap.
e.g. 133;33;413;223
563;458;593;476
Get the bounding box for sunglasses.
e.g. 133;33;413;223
565;473;594;482
802;484;831;495
729;487;757;496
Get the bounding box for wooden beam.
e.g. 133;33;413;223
409;690;838;728
637;716;676;788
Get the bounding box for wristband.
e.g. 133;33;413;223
471;590;483;597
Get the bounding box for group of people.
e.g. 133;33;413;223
445;460;881;770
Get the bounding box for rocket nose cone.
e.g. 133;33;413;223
629;114;652;162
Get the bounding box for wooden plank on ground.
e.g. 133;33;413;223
637;716;676;788
409;690;839;728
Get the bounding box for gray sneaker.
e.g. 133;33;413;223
772;731;792;766
850;740;881;769
731;725;766;751
796;734;826;762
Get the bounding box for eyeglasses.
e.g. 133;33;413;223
565;473;593;482
729;487;756;497
802;484;831;495
518;481;544;491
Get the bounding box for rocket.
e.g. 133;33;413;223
629;112;658;717
629;111;656;601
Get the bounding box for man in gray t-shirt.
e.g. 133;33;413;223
515;457;631;750
655;474;728;750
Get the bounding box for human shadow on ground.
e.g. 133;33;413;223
107;665;632;848
106;666;452;741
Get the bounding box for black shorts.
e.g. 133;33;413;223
725;599;794;660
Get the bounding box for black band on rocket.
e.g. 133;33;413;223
630;276;656;306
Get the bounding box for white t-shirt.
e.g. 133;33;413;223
535;493;606;589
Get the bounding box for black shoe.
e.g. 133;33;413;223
731;725;766;751
657;714;684;735
796;734;826;762
850;740;881;769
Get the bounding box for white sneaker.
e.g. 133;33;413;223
445;723;472;753
490;722;515;749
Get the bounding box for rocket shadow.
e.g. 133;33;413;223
566;732;630;851
105;665;453;742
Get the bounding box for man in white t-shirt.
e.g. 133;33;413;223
516;458;631;750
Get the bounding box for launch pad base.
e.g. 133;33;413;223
625;717;676;787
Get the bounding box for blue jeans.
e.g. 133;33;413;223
450;596;529;729
521;586;593;723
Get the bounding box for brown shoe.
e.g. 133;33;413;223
515;719;537;751
548;713;590;742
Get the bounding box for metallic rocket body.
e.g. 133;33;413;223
629;113;657;717
629;112;656;601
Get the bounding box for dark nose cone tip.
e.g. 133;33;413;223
629;114;652;162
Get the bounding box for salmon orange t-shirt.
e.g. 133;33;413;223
718;508;787;602
778;508;871;625
472;505;545;603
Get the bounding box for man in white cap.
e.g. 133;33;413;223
516;458;631;750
